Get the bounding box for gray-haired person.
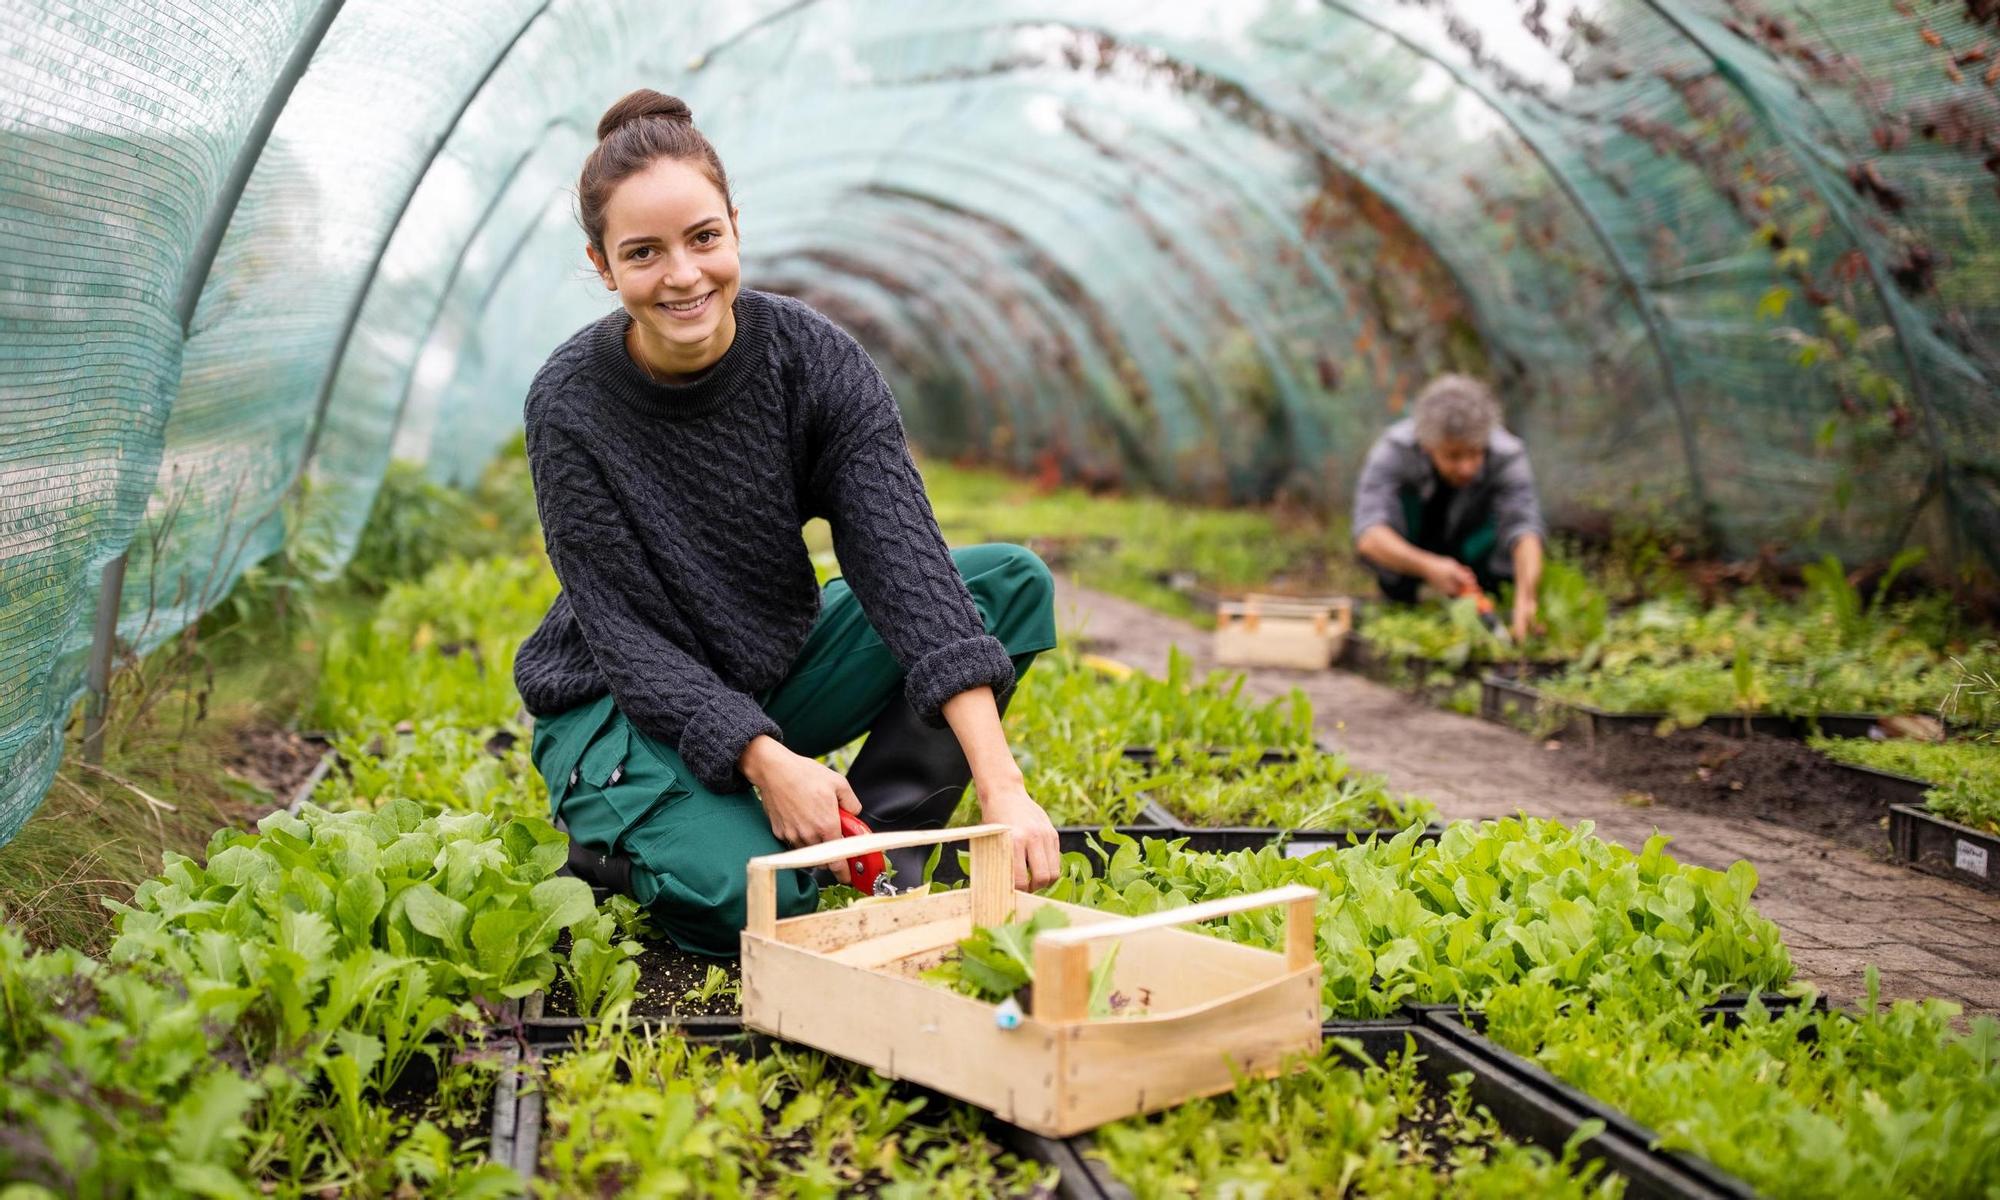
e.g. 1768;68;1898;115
1352;375;1547;641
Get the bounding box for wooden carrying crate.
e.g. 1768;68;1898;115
1213;594;1353;669
740;825;1322;1137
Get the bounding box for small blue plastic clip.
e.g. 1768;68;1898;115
994;996;1024;1030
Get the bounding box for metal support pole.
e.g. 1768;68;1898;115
80;552;128;763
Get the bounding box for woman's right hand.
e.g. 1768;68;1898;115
740;735;862;881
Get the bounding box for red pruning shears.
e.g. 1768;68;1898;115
837;810;895;896
1456;581;1514;647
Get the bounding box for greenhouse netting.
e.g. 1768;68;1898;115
3;0;1998;842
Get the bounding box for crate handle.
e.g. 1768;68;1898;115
743;823;1016;939
1030;884;1319;1022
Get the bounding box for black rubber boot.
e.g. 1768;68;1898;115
556;816;634;896
842;691;998;888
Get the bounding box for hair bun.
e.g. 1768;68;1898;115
596;89;693;141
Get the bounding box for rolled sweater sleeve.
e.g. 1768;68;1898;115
529;421;779;791
806;326;1015;725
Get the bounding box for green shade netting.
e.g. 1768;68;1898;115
3;0;1997;841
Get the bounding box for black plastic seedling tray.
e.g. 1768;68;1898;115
1054;1021;1712;1200
1421;995;1825;1200
1479;674;1887;745
1826;760;1932;807
1890;803;2000;894
504;1029;1094;1193
1119;741;1435;852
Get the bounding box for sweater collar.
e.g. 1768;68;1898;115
588;289;773;419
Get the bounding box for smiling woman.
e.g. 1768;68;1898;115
578;91;743;381
513;89;1064;958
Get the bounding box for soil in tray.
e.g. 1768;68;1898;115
539;928;742;1020
1580;727;1893;856
374;1046;503;1135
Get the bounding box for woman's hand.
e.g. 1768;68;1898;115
740;735;861;882
939;686;1061;892
977;776;1061;892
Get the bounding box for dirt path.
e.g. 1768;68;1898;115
1056;576;2000;1017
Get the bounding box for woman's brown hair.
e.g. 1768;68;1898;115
578;89;734;256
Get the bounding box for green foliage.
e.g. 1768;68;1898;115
535;1023;1057;1197
314;721;546;823
1542;650;1989;726
924;905;1070;1003
562;896;645;1020
1360;558;1608;669
919;458;1369;626
996;648;1380;827
1131;745;1432;830
1529;562;1992;724
109;800;595;1048
1046;817;1792;1019
1811;735;2000;834
1012;646;1316;751
308;553;558;735
1484;973;2000;1199
682;963;741;1008
345;462;508;595
1093;1037;1623;1197
0;923;518;1198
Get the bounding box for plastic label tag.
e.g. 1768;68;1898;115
1955;839;1989;878
1284;841;1321;860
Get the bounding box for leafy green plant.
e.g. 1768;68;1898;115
108;800;595;1059
925;905;1066;1002
920;458;1367;626
344;462;511;595
1359;558;1607;670
315;720;546;823
1046;817;1792;1019
1811;735;2000;833
1136;745;1434;830
562;896;645;1020
1483;971;2000;1199
683;963;741;1007
994;647;1323;825
1093;1036;1623;1197
0;925;519;1199
1010;646;1316;752
308;553;557;736
535;1022;1057;1197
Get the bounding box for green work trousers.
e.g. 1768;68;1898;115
529;543;1057;955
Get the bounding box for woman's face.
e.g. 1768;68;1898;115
588;157;741;376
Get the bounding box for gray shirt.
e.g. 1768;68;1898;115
513;289;1014;793
1351;417;1546;557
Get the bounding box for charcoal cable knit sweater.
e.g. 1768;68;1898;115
513;289;1015;793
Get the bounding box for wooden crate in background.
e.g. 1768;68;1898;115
739;825;1322;1137
1214;594;1353;669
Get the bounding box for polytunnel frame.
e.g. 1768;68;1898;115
853;17;1560;493
387;2;1575;534
80;0;346;763
386;131;584;435
413;3;1579;527
1632;2;1951;559
79;0;1968;765
1316;0;1711;534
313;114;585;554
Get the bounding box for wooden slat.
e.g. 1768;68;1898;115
1035;886;1319;948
